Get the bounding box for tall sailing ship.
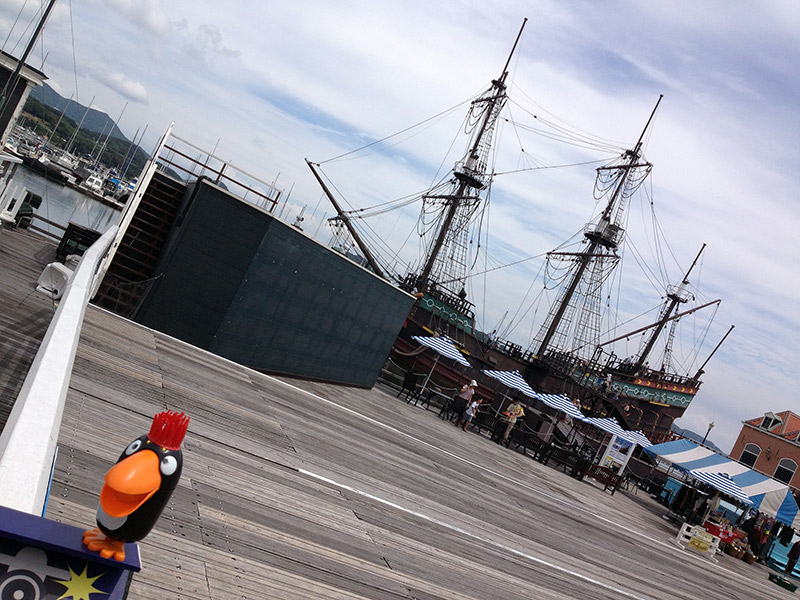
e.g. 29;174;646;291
309;21;729;443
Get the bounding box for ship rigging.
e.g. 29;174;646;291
306;21;730;441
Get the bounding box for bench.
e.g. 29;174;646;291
397;370;421;403
584;463;624;495
438;396;467;422
418;388;451;411
471;411;502;436
507;430;551;462
544;446;589;479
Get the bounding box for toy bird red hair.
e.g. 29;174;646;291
83;410;189;561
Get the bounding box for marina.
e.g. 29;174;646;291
4;166;119;239
0;227;792;599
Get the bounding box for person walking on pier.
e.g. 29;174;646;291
457;397;483;431
498;398;525;445
785;540;800;575
440;379;477;420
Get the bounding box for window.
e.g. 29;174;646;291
762;412;783;431
775;458;798;485
740;443;760;467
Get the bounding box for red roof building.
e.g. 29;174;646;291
729;411;800;490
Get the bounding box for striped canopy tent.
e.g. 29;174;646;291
531;392;586;421
689;470;753;507
411;335;471;394
481;369;536;414
481;370;536;398
411;336;470;366
645;439;800;527
582;417;653;448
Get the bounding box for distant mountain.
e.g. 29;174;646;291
671;424;722;453
30;83;126;141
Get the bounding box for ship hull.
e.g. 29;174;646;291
395;303;697;443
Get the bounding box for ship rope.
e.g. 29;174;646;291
311;84;626;284
317;95;477;164
506;94;626;153
493;158;610;177
314;164;415;277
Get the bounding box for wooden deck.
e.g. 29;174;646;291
0;226;792;599
0;227;60;433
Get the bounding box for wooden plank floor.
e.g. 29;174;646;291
0;227;792;599
0;227;60;434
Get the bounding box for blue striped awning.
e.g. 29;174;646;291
645;439;799;526
582;417;653;448
532;392;585;421
411;335;471;367
689;470;753;506
481;370;536;398
625;430;654;448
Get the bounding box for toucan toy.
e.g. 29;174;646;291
83;410;189;561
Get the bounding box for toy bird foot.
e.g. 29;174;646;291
83;528;126;561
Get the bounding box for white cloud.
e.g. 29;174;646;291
93;70;148;104
106;0;171;38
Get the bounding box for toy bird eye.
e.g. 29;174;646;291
160;455;178;476
125;439;142;455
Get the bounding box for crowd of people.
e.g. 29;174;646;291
444;379;527;446
432;378;800;577
670;481;800;573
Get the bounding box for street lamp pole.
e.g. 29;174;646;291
701;422;715;446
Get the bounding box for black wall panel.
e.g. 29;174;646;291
135;179;413;387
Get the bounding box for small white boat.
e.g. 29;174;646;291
80;174;104;193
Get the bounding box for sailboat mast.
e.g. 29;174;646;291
535;95;663;358
415;18;527;292
45;93;74;147
305;159;386;278
633;243;705;371
94;101;128;169
66;95;95;154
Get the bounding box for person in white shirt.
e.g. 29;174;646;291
457;397;483;431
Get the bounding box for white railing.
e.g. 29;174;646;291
0;225;118;515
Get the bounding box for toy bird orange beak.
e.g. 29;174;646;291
99;450;161;517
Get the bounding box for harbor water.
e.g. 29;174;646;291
9;165;120;237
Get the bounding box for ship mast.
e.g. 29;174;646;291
411;18;527;295
632;243;705;372
535;95;663;358
693;324;734;380
306;159;386;278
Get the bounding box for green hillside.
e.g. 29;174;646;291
20;95;147;174
30;83;126;140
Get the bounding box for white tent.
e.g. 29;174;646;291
645;439;800;527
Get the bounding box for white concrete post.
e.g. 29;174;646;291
0;183;18;214
5;186;26;219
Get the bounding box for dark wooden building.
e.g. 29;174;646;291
94;172;415;387
0;50;46;146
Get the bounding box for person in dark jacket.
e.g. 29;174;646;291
785;540;800;575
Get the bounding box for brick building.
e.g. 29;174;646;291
729;411;800;490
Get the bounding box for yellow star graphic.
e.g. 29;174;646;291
53;562;108;600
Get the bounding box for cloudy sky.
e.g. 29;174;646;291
2;0;798;455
